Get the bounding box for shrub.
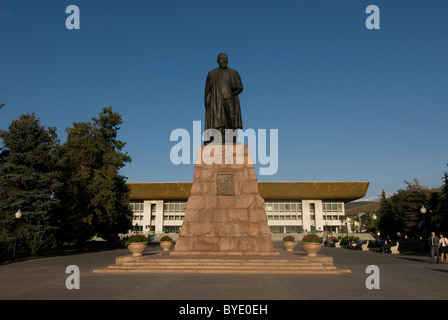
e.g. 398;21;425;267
125;234;147;246
302;234;321;243
159;235;173;242
282;235;295;242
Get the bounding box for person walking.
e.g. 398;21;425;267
429;232;440;264
439;234;448;263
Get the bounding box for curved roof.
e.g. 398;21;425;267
127;181;369;202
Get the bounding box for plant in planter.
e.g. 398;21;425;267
159;235;173;251
282;235;297;251
125;234;148;256
301;233;322;256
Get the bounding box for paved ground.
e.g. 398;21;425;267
1;242;447;302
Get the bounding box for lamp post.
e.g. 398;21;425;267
420;205;427;240
372;213;377;239
346;217;351;246
12;209;22;263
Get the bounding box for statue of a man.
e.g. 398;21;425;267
204;53;243;143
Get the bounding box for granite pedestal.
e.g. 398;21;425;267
171;144;278;256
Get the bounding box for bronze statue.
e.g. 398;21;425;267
204;53;243;143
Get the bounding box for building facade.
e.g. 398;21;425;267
128;181;369;237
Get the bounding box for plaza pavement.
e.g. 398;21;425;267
1;241;447;302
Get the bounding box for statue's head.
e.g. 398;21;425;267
217;53;228;68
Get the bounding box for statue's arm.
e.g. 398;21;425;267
204;72;212;109
232;70;243;95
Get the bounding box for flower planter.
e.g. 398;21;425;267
283;241;296;252
127;242;148;256
160;241;173;251
301;242;322;257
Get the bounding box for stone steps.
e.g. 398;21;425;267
93;255;351;275
121;262;324;267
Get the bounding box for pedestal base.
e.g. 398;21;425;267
173;145;275;255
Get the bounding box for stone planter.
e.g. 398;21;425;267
160;241;173;251
127;242;148;256
283;241;296;252
301;242;322;257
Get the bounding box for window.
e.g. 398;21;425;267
129;201;144;213
163;201;187;221
285;226;302;233
164;201;187;213
322;201;344;213
265;201;302;221
163;226;180;233
270;226;284;233
270;226;303;233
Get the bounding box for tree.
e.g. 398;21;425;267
377;190;399;240
57;106;132;248
0;113;62;257
377;180;431;240
394;179;430;238
440;169;448;227
429;166;448;233
360;210;376;233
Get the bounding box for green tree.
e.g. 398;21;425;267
440;170;448;227
377;180;431;240
429;167;448;234
57;106;132;248
377;190;399;240
360;210;376;233
394;179;430;238
0;113;62;257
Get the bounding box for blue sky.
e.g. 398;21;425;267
1;0;447;201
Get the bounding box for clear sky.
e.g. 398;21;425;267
1;0;447;201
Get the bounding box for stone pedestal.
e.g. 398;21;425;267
171;144;277;256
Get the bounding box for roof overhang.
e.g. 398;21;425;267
127;181;369;202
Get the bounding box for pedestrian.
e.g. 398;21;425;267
380;239;389;253
429;231;440;264
439;234;448;263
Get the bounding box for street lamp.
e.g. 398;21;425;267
372;213;377;239
346;217;351;246
12;209;22;263
420;205;427;240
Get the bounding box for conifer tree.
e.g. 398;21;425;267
377;190;399;240
57;106;132;247
0;113;62;257
432;167;448;233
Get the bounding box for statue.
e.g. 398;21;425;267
204;53;243;144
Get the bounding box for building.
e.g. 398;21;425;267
128;181;369;237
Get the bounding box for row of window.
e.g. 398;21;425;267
267;215;302;221
130;201;344;218
270;226;303;234
129;201;144;213
163;202;186;213
323;215;343;221
265;201;302;212
132;225;345;234
135;215;341;224
163;215;184;221
322;202;343;212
